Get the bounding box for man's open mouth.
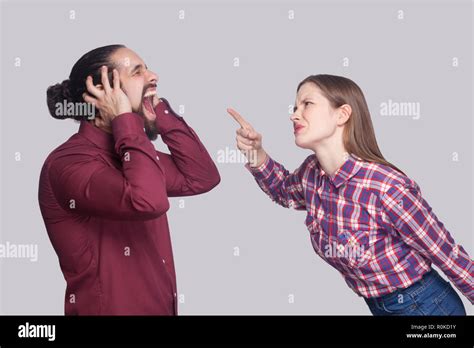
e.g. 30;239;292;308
141;85;158;115
143;87;156;98
142;96;154;114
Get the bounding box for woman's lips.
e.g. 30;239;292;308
294;124;305;134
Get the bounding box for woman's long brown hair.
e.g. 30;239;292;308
297;74;406;176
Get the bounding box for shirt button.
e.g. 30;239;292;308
156;155;160;160
162;258;166;264
164;110;169;114
174;292;177;297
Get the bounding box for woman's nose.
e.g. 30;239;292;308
290;113;300;122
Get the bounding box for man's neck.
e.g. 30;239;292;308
91;120;112;134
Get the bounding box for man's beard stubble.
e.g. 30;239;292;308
133;101;158;141
144;118;158;141
139;84;159;141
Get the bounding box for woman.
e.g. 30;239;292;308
227;74;473;315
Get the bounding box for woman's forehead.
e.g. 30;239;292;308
296;83;323;102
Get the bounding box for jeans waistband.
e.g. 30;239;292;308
366;268;441;303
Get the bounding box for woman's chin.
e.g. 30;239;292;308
295;136;309;149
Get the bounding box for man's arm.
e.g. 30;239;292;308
154;98;220;197
49;113;170;220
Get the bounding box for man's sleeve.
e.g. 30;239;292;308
154;98;220;197
49;113;170;220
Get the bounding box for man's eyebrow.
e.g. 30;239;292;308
129;63;147;74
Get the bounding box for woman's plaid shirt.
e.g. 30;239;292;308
246;153;473;302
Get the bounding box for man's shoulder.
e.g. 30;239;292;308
42;133;101;170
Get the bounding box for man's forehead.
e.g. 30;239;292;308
111;48;145;70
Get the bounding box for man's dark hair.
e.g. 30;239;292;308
46;44;125;120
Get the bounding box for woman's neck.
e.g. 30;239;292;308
311;136;349;177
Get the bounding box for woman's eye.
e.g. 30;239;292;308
304;101;312;106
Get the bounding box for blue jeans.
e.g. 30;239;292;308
364;269;466;316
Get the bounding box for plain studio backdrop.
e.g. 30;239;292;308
0;0;472;315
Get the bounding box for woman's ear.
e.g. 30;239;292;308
338;104;352;125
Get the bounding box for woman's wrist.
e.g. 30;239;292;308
249;148;267;168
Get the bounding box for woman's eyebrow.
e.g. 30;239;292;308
296;94;313;102
294;96;314;111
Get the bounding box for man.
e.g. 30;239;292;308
39;45;220;315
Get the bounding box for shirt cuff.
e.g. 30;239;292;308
245;154;273;179
111;112;146;138
154;97;184;133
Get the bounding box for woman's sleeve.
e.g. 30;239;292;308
245;155;314;210
380;183;474;304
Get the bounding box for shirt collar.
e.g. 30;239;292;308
78;120;115;152
317;153;364;189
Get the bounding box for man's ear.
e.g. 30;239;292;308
338;104;352;125
94;114;107;128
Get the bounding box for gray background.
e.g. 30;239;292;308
0;0;472;314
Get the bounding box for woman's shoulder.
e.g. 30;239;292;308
356;158;420;194
302;154;318;167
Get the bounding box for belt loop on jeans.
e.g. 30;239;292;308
410;269;436;298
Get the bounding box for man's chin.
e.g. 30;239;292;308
144;117;159;141
136;98;159;140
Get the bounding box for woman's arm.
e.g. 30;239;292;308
246;154;312;210
227;107;308;210
381;183;474;304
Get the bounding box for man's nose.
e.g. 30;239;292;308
147;70;158;84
